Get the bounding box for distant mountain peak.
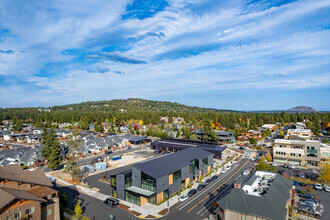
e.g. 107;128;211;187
288;106;318;112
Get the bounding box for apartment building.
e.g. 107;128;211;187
0;165;59;220
273;139;324;166
110;147;213;206
217;171;292;220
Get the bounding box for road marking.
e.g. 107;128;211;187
176;162;240;211
197;174;242;216
186;160;249;213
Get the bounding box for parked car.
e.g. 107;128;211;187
221;168;227;173
239;146;244;150
204;179;212;185
105;151;113;155
197;184;206;190
245;153;249;157
288;164;296;169
297;205;322;218
315;183;323;191
179;195;188;202
188;189;197;196
299;193;315;200
300;173;305;179
308;183;314;189
282;164;289;168
103;197;119;207
324;184;330;192
271;162;277;167
211;175;218;181
225;165;231;171
293;180;299;186
250;158;256;162
299;199;316;209
299;182;306;187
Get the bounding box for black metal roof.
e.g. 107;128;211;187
133;147;212;179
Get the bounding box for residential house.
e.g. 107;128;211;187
0;165;59;220
172;117;184;124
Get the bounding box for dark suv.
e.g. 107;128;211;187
188;189;197;197
104;198;119;207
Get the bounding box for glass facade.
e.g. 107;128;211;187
190;164;194;174
125;191;140;206
173;170;181;182
125;173;132;188
149;195;156;204
111;176;117;186
163;189;169;200
307;146;318;158
141;172;156;192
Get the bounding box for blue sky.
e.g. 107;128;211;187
0;0;329;110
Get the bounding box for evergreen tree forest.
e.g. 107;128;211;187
0;99;328;134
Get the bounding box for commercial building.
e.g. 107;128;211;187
273;139;328;166
217;171;292;220
194;130;235;142
0;165;59;220
151;138;226;159
110;147;214;206
286;129;312;140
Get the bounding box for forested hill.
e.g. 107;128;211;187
52;98;227;113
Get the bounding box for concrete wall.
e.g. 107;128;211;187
116;174;125;200
132;167;141;188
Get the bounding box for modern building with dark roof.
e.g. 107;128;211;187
110;147;214;206
216;171;293;220
0;165;59;220
151;138;226;159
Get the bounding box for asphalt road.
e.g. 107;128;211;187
52;184;134;220
164;158;252;220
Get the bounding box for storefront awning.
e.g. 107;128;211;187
126;186;155;197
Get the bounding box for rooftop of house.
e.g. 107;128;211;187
217;171;292;220
0;187;46;210
274;139;320;144
287;129;311;133
134;147;212;179
0;164;52;187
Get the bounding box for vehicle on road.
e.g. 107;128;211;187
211;175;218;181
250;158;256;162
293;180;299;186
324;183;330;192
299;182;306;187
245;153;249;157
243;169;250;176
197;184;206;190
288;164;296;169
308;183;314;189
282;164;289;168
103;198;119;207
179;195;188;202
224;165;231;171
105;151;113;155
271;162;277;167
188;189;197;196
315;183;323;191
239;146;244;150
221;168;227;173
300;173;305;178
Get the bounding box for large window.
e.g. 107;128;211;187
111;176;117;186
14;212;21;219
189;164;194;174
307;146;318;158
202;158;208;167
125;173;132;188
173;170;181;182
141;172;156;192
25;207;34;215
125;191;140;206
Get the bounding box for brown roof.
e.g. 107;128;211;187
0;188;46;210
0;165;52;187
28;186;57;198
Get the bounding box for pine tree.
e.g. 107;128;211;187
48;138;62;169
41;128;51;160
